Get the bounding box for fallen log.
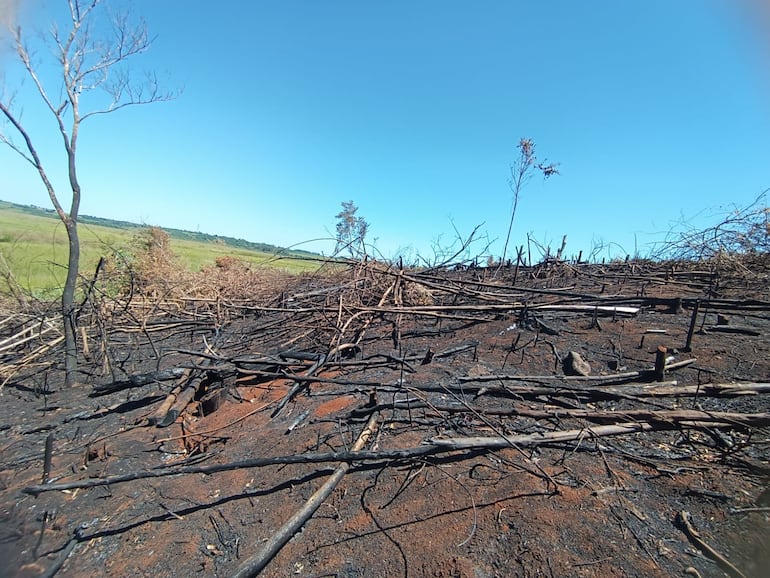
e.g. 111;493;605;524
148;382;186;426
612;382;770;397
155;377;202;427
231;413;378;578
23;419;757;497
91;368;187;396
383;403;770;428
412;378;769;401
703;325;761;336
533;304;640;316
458;359;696;385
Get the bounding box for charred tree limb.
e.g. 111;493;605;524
231;413;379;578
22;419;765;497
458;358;696;385
410;380;770;400
270;354;327;418
235;369;383;389
435;340;480;359
155;377;202;427
90;367;187;396
373;402;770;428
677;511;748;578
702;325;761;336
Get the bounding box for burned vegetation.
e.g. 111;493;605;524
1;254;769;577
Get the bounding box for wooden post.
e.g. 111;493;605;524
513;246;524;286
683;300;700;353
42;433;54;484
654;345;668;382
556;235;567;261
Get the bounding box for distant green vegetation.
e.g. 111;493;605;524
0;200;321;299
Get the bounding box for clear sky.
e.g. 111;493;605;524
1;0;769;263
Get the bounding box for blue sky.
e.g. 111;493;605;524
1;0;769;262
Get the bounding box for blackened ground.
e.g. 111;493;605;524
1;260;769;577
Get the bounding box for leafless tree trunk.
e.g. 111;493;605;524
0;0;174;386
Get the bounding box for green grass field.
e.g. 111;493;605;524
0;202;320;299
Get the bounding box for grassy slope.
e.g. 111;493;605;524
0;202;319;298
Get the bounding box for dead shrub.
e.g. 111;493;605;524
215;256;241;270
653;194;769;262
190;260;296;303
97;227;190;302
129;227;189;298
403;281;434;305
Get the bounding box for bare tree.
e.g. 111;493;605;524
0;0;174;386
334;201;369;259
500;138;559;268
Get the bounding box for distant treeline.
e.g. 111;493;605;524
0;200;319;258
